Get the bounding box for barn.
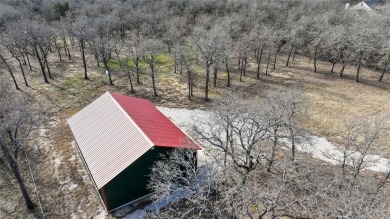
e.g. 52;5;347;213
67;92;201;211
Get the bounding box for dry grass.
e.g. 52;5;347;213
216;54;390;156
282;56;390;155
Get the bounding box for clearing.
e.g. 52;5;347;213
1;47;390;218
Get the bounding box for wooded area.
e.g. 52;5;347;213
1;0;390;99
1;0;390;218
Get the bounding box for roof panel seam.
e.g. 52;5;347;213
107;92;155;147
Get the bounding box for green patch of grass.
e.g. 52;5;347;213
125;59;148;69
127;60;135;68
63;76;88;89
108;58;151;72
156;53;173;65
108;60;119;70
138;60;149;69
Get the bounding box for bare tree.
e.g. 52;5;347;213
3;40;29;87
149;89;390;219
172;44;195;100
161;17;186;53
0;45;19;90
0;77;36;210
141;39;164;97
321;26;344;73
71;16;92;80
351;20;382;82
378;44;390;82
249;24;269;79
193;92;270;184
273;87;307;161
15;20;54;83
91;17;115;85
147;148;223;219
192;24;230;101
126;31;143;84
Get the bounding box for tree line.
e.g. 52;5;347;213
0;0;390;101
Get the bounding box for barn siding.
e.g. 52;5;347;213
99;147;173;210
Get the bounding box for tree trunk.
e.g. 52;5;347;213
213;65;218;87
80;40;88;80
63;38;71;60
150;63;157;96
267;128;279;172
190;74;193;97
225;58;230;87
34;46;49;83
243;56;247;76
340;57;348;78
17;59;29;87
331;62;336;73
292;49;297;61
379;55;389;82
21;52;27;65
205;63;210;101
70;35;75;48
127;70;134;93
42;50;52;79
290;127;296;162
256;48;263;79
63;38;68;56
103;61;114;86
356;51;363;83
54;40;62;61
0;140;34;210
238;54;241;71
7;48;29;87
286;44;294;66
0;54;19;90
240;57;244;82
48;43;52;53
187;70;192;100
314;45;318;73
273;45;281;69
266;50;271;75
135;57;140;84
25;53;32;71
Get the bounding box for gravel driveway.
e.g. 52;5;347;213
158;107;390;173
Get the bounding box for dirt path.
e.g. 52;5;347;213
158;107;390;173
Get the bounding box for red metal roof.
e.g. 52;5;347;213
111;93;201;150
67;92;201;189
68;93;154;189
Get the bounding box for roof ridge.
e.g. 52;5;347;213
107;92;155;147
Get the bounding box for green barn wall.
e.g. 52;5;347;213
98;147;173;211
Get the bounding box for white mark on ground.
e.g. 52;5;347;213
92;209;107;219
69;155;77;162
157;107;390;173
